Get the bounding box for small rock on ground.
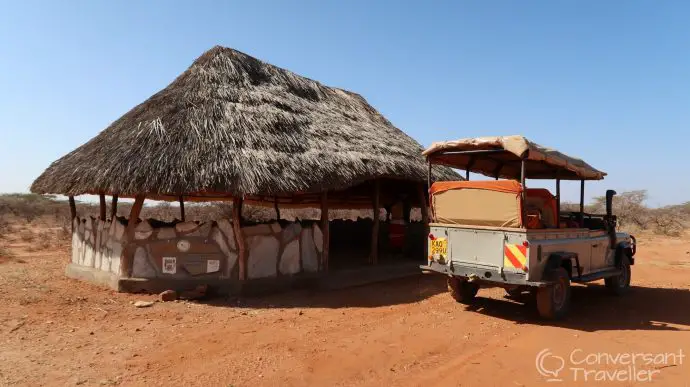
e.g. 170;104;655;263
133;300;155;308
159;290;178;302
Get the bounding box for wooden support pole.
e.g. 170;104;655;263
556;179;561;228
274;197;281;221
427;160;432;192
520;159;527;227
233;197;247;280
493;162;504;181
580;180;585;228
466;156;476;181
111;195;118;219
121;194;145;277
99;194;106;220
179;196;185;221
370;179;380;265
68;195;77;232
320;192;330;272
417;183;430;259
68;196;76;220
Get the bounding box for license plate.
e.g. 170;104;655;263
430;238;448;256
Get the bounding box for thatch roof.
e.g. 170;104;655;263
31;46;457;204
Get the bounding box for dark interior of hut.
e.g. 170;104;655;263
327;218;427;270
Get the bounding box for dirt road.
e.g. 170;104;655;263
1;232;689;386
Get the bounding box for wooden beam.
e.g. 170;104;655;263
274;197;281;221
417;183;430;259
179;196;185;221
233;197;247;280
121;194;145;277
370;180;380;265
110;195;118;219
99;194;106;220
320;192;329;272
68;196;77;220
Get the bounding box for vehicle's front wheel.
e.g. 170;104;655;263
448;277;479;304
605;256;631;295
536;267;571;320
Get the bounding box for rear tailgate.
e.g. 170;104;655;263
429;225;529;274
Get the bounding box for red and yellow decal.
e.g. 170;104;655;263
504;244;528;271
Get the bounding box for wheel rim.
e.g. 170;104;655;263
552;278;567;309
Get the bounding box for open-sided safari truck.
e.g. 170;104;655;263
421;136;637;319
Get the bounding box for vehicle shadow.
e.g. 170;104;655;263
465;284;690;332
202;274;447;309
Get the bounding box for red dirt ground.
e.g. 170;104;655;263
1;228;689;386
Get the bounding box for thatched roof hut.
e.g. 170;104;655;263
31;46;459;285
31;46;456;207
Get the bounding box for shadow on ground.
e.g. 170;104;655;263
202;274;446;309
464;284;690;332
197;273;689;333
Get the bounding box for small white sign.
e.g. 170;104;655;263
207;259;220;273
162;257;177;274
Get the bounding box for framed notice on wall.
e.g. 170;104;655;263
162;257;177;274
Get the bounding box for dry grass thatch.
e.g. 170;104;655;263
31;46;457;201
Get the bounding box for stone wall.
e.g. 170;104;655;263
71;216;125;275
70;216;325;281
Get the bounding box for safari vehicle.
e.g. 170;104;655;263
420;136;636;319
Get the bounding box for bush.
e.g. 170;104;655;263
566;190;688;236
19;229;36;243
0;245;13;259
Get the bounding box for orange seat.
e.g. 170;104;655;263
525;189;557;228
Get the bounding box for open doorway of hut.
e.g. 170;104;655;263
327;202;427;270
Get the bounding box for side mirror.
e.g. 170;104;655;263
605;190;617;217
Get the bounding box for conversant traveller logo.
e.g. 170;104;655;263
535;348;685;383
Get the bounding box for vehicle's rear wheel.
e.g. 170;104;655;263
605;256;631;295
448;277;479;304
536;267;571;320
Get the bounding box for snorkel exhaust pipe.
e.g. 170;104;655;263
606;190;617;248
606;190;616;217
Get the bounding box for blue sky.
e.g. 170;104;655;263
1;1;688;206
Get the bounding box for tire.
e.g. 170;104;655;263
448;277;479;304
536;267;571;320
605;256;631;295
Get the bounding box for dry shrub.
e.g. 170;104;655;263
58;216;72;241
0;194;63;223
650;210;685;237
0;245;14;259
36;230;57;250
565;190;689;236
19;229;36;243
0;216;10;238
